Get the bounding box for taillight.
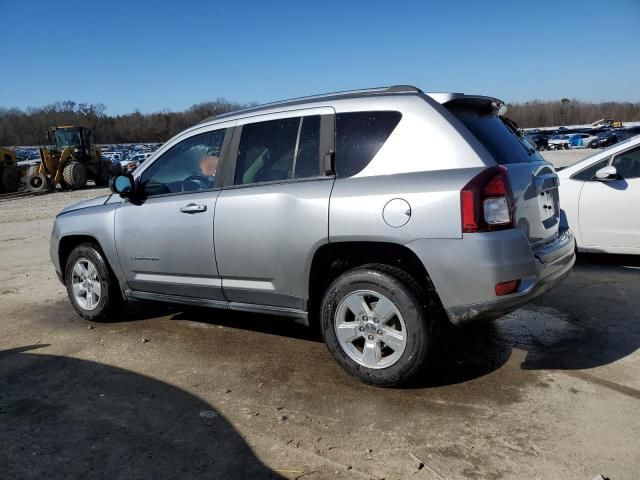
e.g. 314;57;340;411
461;165;514;233
495;279;520;296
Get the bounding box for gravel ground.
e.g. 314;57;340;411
1;153;638;479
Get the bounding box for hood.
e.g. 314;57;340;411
57;194;112;216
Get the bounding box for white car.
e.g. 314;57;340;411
548;135;570;150
569;132;598;148
557;135;640;254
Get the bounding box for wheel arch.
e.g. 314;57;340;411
308;241;439;326
58;234;103;282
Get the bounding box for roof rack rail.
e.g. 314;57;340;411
200;85;423;124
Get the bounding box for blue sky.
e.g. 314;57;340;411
1;0;639;114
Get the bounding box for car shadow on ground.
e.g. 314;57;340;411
0;345;284;479
415;252;640;388
117;300;321;343
78;252;640;391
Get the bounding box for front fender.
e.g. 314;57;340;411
53;203;126;292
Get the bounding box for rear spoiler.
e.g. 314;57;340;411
426;92;507;116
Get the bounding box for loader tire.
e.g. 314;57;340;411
63;161;87;189
0;167;19;193
27;173;52;193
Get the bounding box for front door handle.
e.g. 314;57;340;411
180;203;207;214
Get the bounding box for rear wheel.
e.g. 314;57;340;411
0;167;18;193
320;265;435;386
62;161;87;189
64;244;124;321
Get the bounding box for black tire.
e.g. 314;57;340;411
64;243;125;322
26;172;52;193
62;161;87;189
0;167;19;193
93;160;110;187
320;264;435;387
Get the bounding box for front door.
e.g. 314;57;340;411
115;126;232;300
214;109;335;310
580;145;640;251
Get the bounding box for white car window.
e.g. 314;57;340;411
612;146;640;179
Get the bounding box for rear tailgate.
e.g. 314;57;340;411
445;98;560;246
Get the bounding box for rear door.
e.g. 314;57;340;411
214;108;335;310
447;100;561;247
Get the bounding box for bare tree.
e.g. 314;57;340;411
507;99;640;128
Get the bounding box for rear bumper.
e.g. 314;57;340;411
407;227;576;325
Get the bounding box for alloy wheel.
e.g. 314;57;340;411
334;290;407;369
71;257;101;311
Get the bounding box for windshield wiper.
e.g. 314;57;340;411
501;117;536;155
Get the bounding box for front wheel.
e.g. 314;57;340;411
62;161;87;189
320;265;435;386
64;244;124;321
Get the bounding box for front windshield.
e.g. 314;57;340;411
54;129;81;148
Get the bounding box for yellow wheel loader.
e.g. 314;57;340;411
0;147;20;193
27;126;110;192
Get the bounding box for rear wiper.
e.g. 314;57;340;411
501;116;536;155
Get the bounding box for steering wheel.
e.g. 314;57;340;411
181;175;212;192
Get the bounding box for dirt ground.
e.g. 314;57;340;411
1;150;638;479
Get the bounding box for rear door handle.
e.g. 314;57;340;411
180;203;207;214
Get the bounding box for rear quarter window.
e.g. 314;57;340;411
335;111;401;177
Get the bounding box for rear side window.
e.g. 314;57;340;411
294;115;321;179
234;115;322;185
335;111;401;177
612;146;640;179
448;106;544;165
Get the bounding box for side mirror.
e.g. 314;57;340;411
110;174;136;197
595;165;618;181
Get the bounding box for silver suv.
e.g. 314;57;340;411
50;86;575;386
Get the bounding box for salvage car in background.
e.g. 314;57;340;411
589;130;618;148
525;133;548;151
569;132;598;148
548;134;570;150
558;135;640;254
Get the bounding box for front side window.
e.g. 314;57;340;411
140;129;226;196
612;146;640;179
335;111;402;177
234;115;322;185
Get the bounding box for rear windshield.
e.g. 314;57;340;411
448;106;544;164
